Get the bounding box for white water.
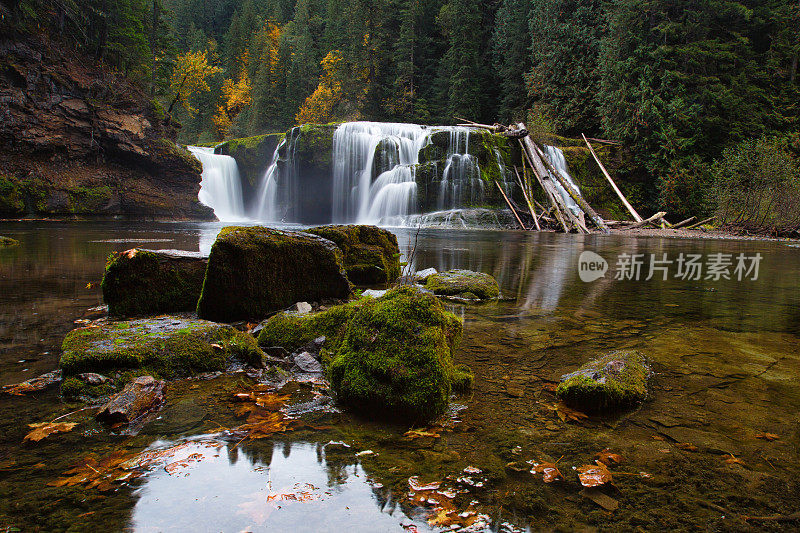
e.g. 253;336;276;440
254;137;287;221
187;146;246;221
544;145;584;217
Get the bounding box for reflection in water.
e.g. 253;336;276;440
130;440;424;533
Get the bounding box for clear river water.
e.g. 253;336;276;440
0;221;798;532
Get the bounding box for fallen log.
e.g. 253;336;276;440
495;181;527;230
582;133;642;223
514;166;540;231
518;138;571;233
671;216;696;229
686;216;716;230
623;211;666;230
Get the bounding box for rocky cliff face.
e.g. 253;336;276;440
0;35;213;219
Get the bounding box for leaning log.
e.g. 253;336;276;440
624;211;667;229
582;133;642;223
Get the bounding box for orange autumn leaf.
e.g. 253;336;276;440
24;422;78;442
675;442;699;452
595;449;623;466
553;402;589;423
755;433;779;441
404;428;441;440
541;382;558;393
577;461;613;487
722;453;745;466
529;460;563;483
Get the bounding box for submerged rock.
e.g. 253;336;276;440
259;286;473;422
196;226;351;322
306;225;401;285
59;316;263;398
96;375;165;425
425;269;500;300
413;267;438;283
557;350;649;413
0;236;19;246
101;248;208;317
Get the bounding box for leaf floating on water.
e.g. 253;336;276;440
595;449;623;466
409;476;441;492
24;422;78;442
675;442;699;452
403;428;441;439
48;450;141;492
529;460;563;483
755;432;779;441
577;461;613;488
541;382;559;393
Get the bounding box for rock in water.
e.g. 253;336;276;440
59;317;263;398
101;248;208;317
196;226;351;322
306;225;401;285
293;352;323;373
425;269;500;300
413;268;438;283
96;376;165;425
557;350;649;413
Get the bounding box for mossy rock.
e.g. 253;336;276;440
425;269;500;300
306;225;401;285
329;286;466;423
0;174;25;215
556;350;649;413
0;236;20;246
101;248;208;317
59;317;263;397
196;226;351;322
258;287;472;422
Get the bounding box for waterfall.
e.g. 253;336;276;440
331;122;429;223
438;127;483;211
254;137;287;221
187;146;245;221
544;145;584;218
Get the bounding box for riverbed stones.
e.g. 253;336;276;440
59;317;263;398
306;225;401;285
425;269;500;300
557;350;649;413
101;248;208;317
96;375;165;425
196;226;351;322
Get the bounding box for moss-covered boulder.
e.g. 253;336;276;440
556;350;649;413
59;317;263;398
101;248;208;317
0;236;19;246
257;287;472;422
196;226;351;322
425;269;500;300
306;225;401;285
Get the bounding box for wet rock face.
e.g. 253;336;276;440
425;269;500;300
306;225;401;285
0;35;212;219
59;316;263;398
101;248;208;317
196;226;352;322
557;350;649;413
96;376;165;425
214;133;284;212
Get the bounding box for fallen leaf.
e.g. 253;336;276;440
24;422;79;442
577;461;613;487
580;487;619;511
675;442;698;452
755;433;779;441
529;460;563;483
409;476;441;491
552;402;589;423
541;382;558;393
722;453;745;466
595;449;623;466
404;428;441;439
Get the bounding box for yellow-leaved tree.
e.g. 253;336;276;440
167;50;223;116
295;50;343;125
213;52;253;139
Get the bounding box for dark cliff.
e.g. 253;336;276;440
0;34;213;219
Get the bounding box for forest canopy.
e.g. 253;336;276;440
3;0;799;222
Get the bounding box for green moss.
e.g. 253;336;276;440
59;318;263;383
156;138;202;174
149;99;166;122
215;133;285;188
0;174;25;214
196;226;351;322
60;376;116;399
328;286;467;422
101;249;207;317
257;302;357;353
67;185;112;213
556;350;649;413
306;225;401;285
425;269;500;300
0;236;20;246
293;123;340;169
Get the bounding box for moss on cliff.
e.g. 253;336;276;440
0;174;25;214
215;132;285;188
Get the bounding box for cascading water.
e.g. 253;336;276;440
438;128;484;211
544;145;584;217
187;146;245;221
254;137;287;221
